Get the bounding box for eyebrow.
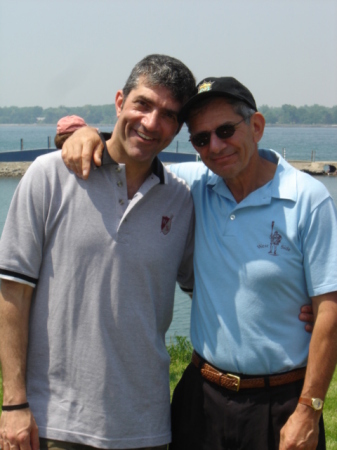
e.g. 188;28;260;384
135;95;179;117
190;121;239;135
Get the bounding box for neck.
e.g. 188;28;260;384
226;154;277;203
106;136;153;199
124;163;153;199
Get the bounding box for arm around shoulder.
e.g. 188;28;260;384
61;126;106;179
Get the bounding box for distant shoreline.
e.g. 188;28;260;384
265;124;337;128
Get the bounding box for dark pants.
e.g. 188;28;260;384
170;363;325;450
40;438;167;450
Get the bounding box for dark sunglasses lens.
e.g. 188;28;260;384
190;123;239;147
216;125;236;140
190;133;210;147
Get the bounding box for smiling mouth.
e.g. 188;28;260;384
137;130;155;141
212;152;236;162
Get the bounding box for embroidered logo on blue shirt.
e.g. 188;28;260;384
269;221;282;256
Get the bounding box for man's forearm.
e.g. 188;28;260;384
280;291;337;450
0;279;33;404
301;292;337;400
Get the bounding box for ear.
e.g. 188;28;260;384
251;112;265;144
115;90;124;117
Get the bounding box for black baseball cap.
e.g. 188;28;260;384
178;76;257;122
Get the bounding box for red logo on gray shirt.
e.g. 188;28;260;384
161;215;173;235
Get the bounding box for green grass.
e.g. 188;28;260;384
325;369;337;449
1;341;336;448
167;335;194;399
168;337;337;448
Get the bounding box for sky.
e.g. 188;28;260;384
0;0;336;109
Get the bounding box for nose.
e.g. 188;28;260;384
142;110;160;132
209;131;227;154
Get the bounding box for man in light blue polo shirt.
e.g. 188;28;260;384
59;76;323;450
168;77;337;450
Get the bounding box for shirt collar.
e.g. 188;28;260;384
206;148;298;202
98;132;166;184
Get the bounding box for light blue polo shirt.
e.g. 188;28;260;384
170;149;337;375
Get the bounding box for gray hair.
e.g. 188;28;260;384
122;54;196;105
230;100;256;124
186;96;256;128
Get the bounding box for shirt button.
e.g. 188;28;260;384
230;214;236;220
119;199;124;205
117;181;123;187
115;167;121;172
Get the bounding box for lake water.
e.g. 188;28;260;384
1;124;337;161
0;125;337;342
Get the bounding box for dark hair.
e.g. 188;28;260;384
186;96;256;128
122;54;196;105
54;132;73;149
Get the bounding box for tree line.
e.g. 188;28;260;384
0;104;336;125
259;104;337;125
0;105;117;125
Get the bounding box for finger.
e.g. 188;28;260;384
5;435;30;450
30;420;39;450
305;324;313;333
82;141;104;179
71;142;84;178
92;143;104;168
299;312;314;323
300;304;313;314
81;142;98;179
3;442;19;450
61;142;81;179
62;138;85;178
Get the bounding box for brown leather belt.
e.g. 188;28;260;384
192;351;306;392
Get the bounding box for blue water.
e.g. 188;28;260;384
1;124;337;161
1;125;337;341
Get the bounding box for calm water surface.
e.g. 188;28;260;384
1;124;337;161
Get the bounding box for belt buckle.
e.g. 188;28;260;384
226;373;241;391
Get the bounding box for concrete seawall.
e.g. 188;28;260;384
289;161;337;175
0;160;336;178
0;162;31;177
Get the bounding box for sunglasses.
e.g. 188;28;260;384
189;118;245;148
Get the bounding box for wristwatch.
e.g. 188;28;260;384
298;397;324;411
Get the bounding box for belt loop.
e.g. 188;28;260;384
264;376;270;388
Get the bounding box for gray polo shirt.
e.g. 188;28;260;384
0;150;194;448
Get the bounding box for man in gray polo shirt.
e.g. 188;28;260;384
0;55;196;450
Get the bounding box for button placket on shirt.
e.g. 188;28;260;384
115;166;125;207
114;165;128;224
